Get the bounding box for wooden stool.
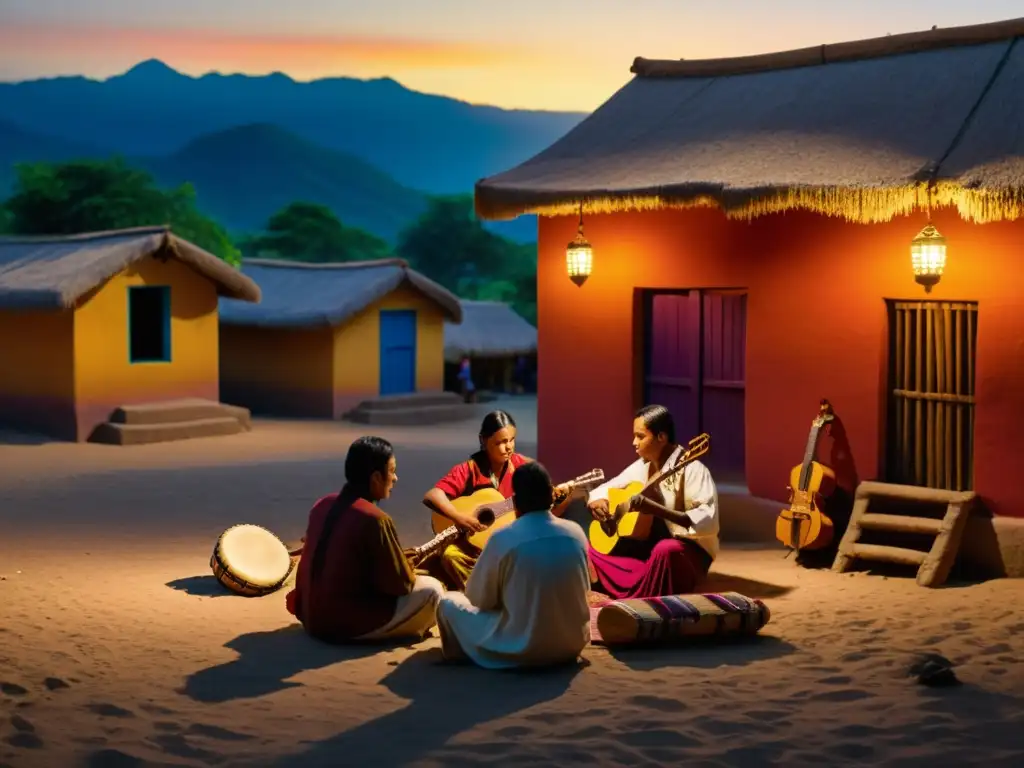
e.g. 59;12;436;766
832;481;975;588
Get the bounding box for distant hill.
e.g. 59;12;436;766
139;123;427;240
0;120;105;192
0;60;587;196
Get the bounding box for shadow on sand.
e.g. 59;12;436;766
0;428;59;446
179;625;391;703
603;633;797;671
265;648;586;767
702;572;795;599
165;575;237;597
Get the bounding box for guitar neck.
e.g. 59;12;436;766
410;525;460;560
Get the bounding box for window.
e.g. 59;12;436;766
128;286;171;363
885;300;977;491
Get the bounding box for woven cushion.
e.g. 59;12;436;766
595;591;771;646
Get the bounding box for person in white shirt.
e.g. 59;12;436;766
585;404;719;600
434;462;591;669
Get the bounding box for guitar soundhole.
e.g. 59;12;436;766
477;508;495;526
601;520;616;537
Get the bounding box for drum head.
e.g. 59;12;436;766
217;524;291;588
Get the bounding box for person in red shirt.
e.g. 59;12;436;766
420;410;532;589
286;436;444;643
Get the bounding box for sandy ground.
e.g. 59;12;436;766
1;396;1022;768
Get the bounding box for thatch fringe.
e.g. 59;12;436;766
219;258;462;328
0;226;261;310
633;16;1024;79
474;182;1024;226
444;300;536;361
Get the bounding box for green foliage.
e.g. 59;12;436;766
3;158;241;265
398;194;537;324
241;202;392;263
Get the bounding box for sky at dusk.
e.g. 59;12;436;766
0;1;1021;111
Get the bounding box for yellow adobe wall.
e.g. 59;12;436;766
0;308;77;438
332;284;445;414
219;325;335;416
72;254;221;439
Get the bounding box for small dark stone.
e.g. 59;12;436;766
908;652;961;687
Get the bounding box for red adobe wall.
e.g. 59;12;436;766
535;206;1024;518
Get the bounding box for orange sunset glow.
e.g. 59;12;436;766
1;1;1020;110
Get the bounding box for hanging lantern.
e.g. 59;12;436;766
566;204;592;287
910;223;946;292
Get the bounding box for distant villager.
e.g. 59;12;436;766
444;300;537;396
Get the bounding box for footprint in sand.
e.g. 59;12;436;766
43;677;70;691
146;733;218;763
809;688;876;703
84;748;149;768
0;683;28;697
819;675;854;685
138;702;175;716
4;715;43;750
87;703;136;719
617;728;700;749
185;723;254;742
626;694;686;713
980;643;1013;656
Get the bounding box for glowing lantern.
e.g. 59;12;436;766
566;205;592;287
910;223;947;292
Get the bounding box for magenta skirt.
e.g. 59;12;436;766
588;538;712;600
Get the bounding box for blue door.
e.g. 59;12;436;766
379;310;417;395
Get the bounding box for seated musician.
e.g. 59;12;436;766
586;404;719;600
435;461;591;668
421;410;531;590
286;436;445;643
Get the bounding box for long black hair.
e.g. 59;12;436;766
310;435;394;579
635;404;676;443
478;409;516;450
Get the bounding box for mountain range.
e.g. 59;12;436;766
0;60;590;242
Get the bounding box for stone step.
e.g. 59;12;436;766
352;392;464;411
344;403;476;426
89;417;245;446
108;398;252;429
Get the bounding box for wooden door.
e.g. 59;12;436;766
644;292;701;442
645;290;747;480
700;292;747;479
379;310;417;395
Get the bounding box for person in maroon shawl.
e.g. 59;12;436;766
286;436;444;643
585;405;720;600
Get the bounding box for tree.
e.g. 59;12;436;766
241;202;392;263
4;158;240;265
397;194;537;324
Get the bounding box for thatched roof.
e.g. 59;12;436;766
444;300;537;361
0;226;261;310
219;258;463;328
475;17;1024;225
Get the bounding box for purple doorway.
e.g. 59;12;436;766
643;290;747;481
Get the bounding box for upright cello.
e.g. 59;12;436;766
776;400;836;554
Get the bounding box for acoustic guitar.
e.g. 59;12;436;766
775;399;836;554
408;468;606;566
588;433;711;556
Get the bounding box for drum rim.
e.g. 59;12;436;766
211;523;296;594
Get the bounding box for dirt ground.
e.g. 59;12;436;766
1;396;1022;767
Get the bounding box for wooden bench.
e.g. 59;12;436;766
832;481;975;588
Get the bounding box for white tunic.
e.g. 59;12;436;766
436;511;591;670
587;445;721;561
